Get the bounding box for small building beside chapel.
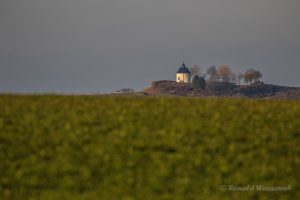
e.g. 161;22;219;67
176;63;191;83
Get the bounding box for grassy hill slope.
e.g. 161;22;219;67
1;95;300;199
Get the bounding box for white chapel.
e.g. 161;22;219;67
176;63;191;83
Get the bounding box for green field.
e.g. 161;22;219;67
0;95;300;199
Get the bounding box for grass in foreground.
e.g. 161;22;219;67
0;95;300;199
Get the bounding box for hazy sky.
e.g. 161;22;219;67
1;0;300;93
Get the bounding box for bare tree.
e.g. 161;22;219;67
243;69;254;84
253;70;263;83
217;65;232;82
206;66;218;96
243;69;263;84
189;64;201;79
206;66;218;82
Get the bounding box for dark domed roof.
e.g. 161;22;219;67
177;63;191;74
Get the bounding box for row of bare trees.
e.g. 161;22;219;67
189;64;263;85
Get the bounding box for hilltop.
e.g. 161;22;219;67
142;80;300;99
